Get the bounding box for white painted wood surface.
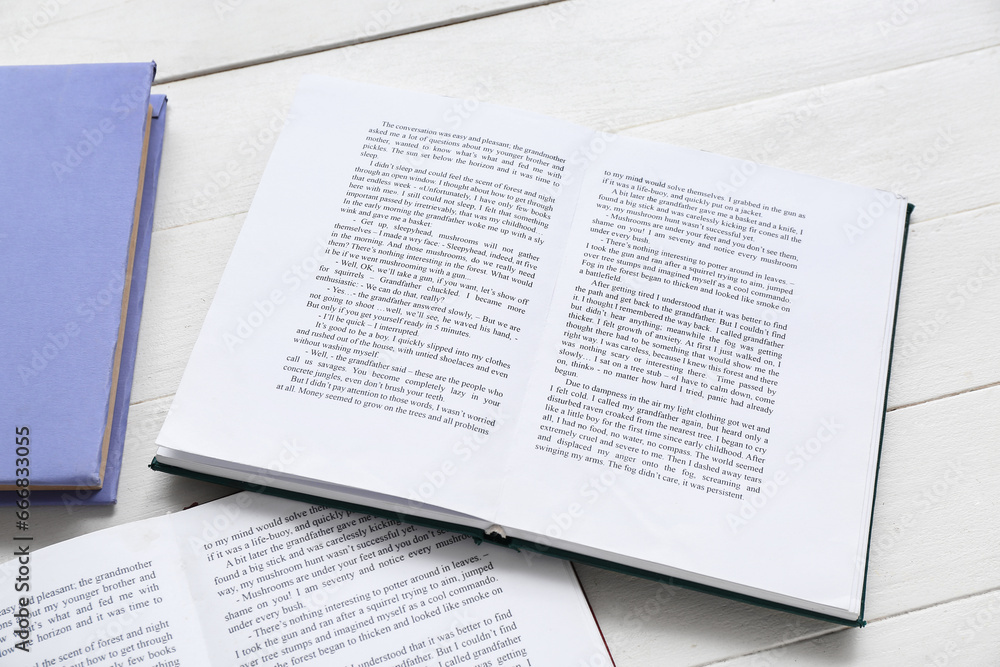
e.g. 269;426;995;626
3;1;999;664
0;0;560;81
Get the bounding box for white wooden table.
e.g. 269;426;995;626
3;1;999;664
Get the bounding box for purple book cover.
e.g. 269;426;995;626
3;94;168;507
0;63;160;498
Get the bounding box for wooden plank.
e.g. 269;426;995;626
889;205;1000;408
579;384;1000;665
576;565;836;666
866;385;1000;620
217;0;996;130
146;33;1000;233
0;0;559;81
701;589;1000;666
623;47;1000;223
133;213;245;402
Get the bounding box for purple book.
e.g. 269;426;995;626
0;63;165;504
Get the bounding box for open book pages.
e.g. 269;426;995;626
155;76;908;623
0;493;612;664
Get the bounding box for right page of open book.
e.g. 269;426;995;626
497;134;907;618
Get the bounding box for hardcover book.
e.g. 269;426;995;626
154;76;909;625
1;62;163;495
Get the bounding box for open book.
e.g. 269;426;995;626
154;76;910;625
0;493;612;663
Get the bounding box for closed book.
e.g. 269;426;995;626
1;62;160;493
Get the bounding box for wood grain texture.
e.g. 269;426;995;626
889;205;1000;409
624;47;1000;223
706;589;1000;666
144;1;1000;233
866;386;1000;621
0;0;562;81
132;213;246;403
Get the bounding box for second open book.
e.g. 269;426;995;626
155;76;909;625
0;493;611;663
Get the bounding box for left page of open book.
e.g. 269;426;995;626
0;493;613;665
156;75;596;522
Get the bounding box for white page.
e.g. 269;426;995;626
0;514;209;663
157;77;594;521
0;493;612;665
495;135;906;617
